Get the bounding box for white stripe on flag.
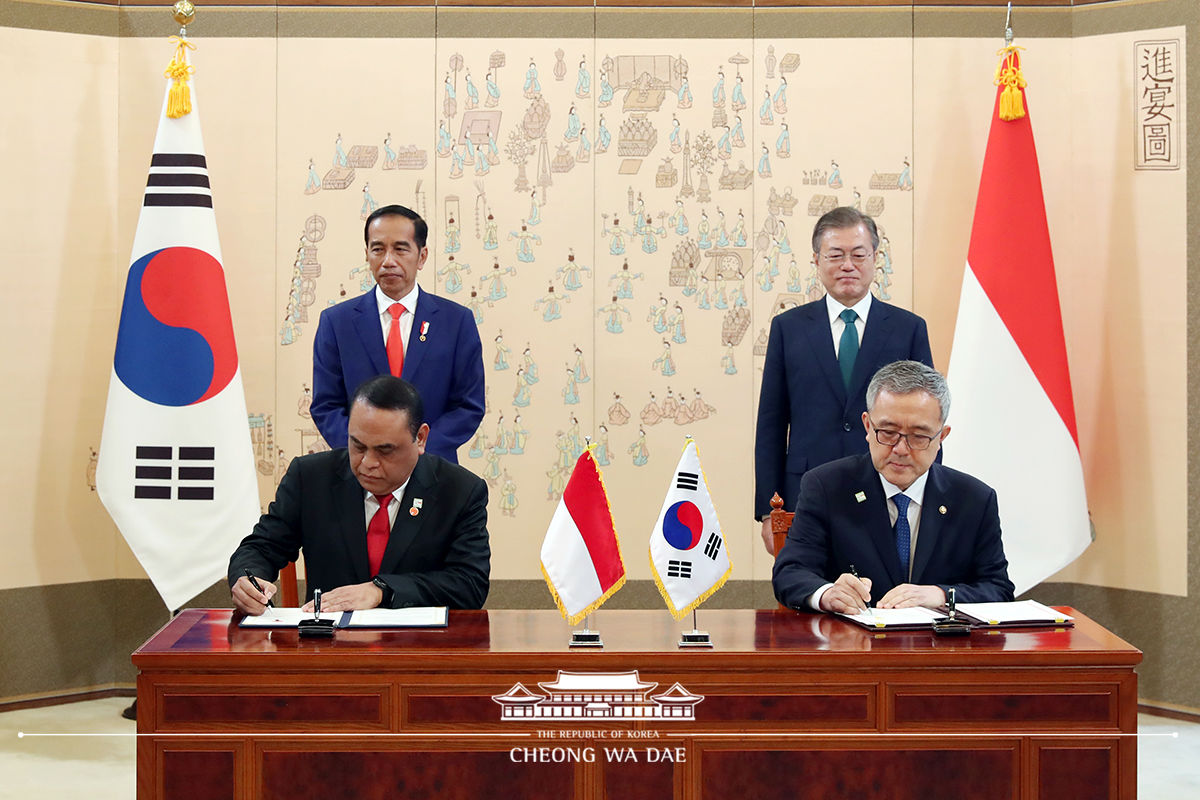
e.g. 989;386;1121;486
540;501;605;619
945;266;1090;594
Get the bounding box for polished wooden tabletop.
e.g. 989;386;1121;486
133;607;1140;673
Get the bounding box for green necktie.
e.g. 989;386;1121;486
838;308;859;389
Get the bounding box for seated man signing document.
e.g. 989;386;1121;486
772;360;1014;613
229;376;490;615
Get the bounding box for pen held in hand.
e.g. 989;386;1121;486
849;564;873;617
244;569;273;608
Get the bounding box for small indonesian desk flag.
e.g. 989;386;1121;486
945;46;1090;594
96;40;260;611
649;438;732;619
540;446;626;625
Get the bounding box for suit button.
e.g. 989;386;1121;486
842;422;852;432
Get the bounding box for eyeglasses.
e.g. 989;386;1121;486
820;249;875;267
868;419;939;451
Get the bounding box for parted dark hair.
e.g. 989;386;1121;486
811;206;879;253
352;375;425;438
364;204;429;250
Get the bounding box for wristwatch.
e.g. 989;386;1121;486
371;576;394;608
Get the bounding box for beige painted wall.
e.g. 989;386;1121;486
0;27;120;588
0;8;1188;608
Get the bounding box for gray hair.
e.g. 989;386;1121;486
866;361;951;423
811;206;880;253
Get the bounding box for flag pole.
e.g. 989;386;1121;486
122;3;197;723
679;608;712;648
570;613;603;648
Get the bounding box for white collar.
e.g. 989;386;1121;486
878;468;929;507
825;291;873;326
375;283;420;317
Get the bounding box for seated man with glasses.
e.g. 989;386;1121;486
754;206;934;554
773;360;1014;613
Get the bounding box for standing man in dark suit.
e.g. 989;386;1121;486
773;361;1013;612
755;207;933;552
311;204;484;462
230;376;490;613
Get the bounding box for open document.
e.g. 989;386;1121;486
836;606;946;629
239;607;448;628
954;600;1074;627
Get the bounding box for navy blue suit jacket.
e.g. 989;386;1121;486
772;454;1014;609
228;450;490;609
311;288;484;462
754;297;933;519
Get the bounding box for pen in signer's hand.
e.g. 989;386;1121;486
244;569;273;608
849;564;872;616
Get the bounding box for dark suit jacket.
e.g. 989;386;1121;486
311;288;485;462
754;296;933;519
772;454;1014;609
228;450;490;609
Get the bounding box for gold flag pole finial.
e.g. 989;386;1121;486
173;0;195;35
166;2;197;119
993;1;1026;122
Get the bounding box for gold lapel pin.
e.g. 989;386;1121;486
939;505;947;515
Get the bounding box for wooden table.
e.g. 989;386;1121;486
133;608;1140;800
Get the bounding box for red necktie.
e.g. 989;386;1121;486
367;494;392;577
386;303;406;377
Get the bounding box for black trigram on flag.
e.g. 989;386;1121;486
134;446;215;500
667;560;692;578
675;471;699;491
144;153;213;208
704;532;722;560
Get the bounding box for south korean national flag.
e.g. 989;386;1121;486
649;438;732;619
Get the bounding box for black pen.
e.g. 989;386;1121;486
848;564;872;617
244;569;273;608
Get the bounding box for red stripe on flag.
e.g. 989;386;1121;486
967;68;1079;446
562;451;624;591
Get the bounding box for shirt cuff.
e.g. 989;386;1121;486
809;582;834;611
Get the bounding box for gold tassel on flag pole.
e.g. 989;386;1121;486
165;1;197;119
994;2;1026;122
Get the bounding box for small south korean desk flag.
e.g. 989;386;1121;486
96;37;259;611
649;438;731;619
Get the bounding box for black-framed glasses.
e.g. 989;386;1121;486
820;249;874;267
868;418;939;451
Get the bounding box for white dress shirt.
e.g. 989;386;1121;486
375;283;420;355
825;291;872;357
363;478;411;532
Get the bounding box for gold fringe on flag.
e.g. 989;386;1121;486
993;46;1027;122
164;36;196;119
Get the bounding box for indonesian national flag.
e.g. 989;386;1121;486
945;48;1090;595
540;447;626;624
649;439;731;619
96;43;260;611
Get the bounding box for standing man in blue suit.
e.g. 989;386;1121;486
772;361;1013;612
312;205;485;462
755;207;933;552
